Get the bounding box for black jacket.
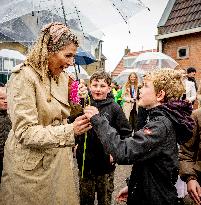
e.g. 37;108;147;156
90;101;194;205
76;93;132;176
0;110;11;159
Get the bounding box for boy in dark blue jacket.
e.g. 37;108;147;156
76;71;132;205
84;68;195;205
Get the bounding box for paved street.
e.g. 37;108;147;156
112;165;132;205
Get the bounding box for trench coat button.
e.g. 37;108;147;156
47;97;51;102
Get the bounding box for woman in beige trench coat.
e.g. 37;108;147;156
0;23;91;205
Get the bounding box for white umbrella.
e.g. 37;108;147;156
132;52;179;73
114;68;144;85
65;65;90;80
0;49;26;60
0;0;147;50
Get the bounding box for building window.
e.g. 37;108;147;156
123;56;136;68
3;58;15;71
177;47;189;59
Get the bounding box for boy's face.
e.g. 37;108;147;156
188;72;196;78
89;79;111;101
138;79;160;109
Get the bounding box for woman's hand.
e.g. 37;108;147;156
130;98;135;103
124;97;131;103
187;179;201;205
84;106;99;120
73;115;92;135
116;186;128;203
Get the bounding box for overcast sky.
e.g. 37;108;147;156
102;0;169;72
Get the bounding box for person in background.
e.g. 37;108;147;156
187;67;197;91
0;84;11;183
84;68;195;205
114;84;123;106
180;69;197;104
111;81;118;99
76;71;132;205
0;22;91;205
179;108;201;205
122;72;138;132
78;79;88;107
187;67;198;106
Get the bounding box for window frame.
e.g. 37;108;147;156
177;46;189;59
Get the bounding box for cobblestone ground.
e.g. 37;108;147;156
112;165;132;205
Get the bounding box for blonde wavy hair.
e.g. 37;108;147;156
144;68;185;102
24;22;79;81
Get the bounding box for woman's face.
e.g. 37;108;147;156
129;73;137;84
48;43;77;76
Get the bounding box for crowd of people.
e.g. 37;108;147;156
0;22;201;205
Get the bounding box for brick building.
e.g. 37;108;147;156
156;0;201;82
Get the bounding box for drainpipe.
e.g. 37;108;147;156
158;39;163;52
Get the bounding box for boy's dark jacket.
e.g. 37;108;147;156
0;110;11;159
75;93;132;176
90;101;195;205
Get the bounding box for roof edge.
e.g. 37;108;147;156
155;26;201;40
157;0;176;27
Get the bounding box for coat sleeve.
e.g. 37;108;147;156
7;70;75;149
179;110;200;181
187;82;197;102
90;114;168;164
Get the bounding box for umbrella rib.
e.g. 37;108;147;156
74;6;86;38
110;2;131;34
111;2;128;24
60;0;68;26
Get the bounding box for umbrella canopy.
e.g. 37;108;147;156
75;48;96;65
66;65;90;80
132;52;179;73
0;0;147;48
73;0;147;33
0;49;26;60
114;68;144;85
0;0;103;51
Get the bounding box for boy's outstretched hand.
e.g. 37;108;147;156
116;186;128;203
84;106;99;120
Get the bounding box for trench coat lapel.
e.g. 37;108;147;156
50;73;70;106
